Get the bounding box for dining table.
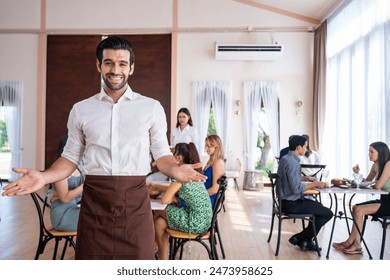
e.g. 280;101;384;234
146;180;171;210
315;184;387;259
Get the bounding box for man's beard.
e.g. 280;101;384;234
102;74;129;91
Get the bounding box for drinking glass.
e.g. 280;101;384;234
321;169;330;183
353;173;363;189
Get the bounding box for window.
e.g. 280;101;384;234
193;81;232;154
207;106;217;136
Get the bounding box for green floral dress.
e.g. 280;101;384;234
166;181;213;234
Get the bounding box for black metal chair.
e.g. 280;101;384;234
362;214;390;259
167;176;228;260
267;171;321;257
300;164;327;203
30;184;77;260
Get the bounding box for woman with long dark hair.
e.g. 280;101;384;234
332;141;390;254
152;142;212;260
170;108;199;149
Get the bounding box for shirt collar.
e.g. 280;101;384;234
97;86;135;102
288;151;301;162
180;125;190;132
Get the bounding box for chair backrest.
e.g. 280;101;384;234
208;175;228;236
267;171;281;215
30;185;54;236
224;154;241;173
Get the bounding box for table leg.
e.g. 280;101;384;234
343;193;351;234
326;193;338;259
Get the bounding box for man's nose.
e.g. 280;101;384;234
110;64;120;73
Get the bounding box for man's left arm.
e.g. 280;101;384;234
156;155;205;183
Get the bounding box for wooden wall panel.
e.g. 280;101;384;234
45;34;171;168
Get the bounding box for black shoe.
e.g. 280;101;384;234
306;240;322;251
288;235;305;250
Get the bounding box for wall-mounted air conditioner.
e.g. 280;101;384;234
215;44;284;61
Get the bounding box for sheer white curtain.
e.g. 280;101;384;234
243;81;279;170
192;81;232;154
0;81;23;181
324;0;390;178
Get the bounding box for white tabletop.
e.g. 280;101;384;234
150;199;167;210
315;186;387;195
146;180;171;187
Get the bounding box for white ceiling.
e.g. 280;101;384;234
246;0;343;23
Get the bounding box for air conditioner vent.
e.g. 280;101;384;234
215;44;284;61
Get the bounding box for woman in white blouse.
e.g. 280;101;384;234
170;108;199;150
299;134;322;178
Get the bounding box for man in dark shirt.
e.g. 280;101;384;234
277;135;333;251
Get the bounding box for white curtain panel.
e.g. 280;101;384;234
0;80;23;181
243;81;279;170
192;81;232;155
324;0;390;178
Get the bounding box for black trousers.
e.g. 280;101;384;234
282;198;333;241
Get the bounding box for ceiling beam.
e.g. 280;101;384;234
233;0;320;25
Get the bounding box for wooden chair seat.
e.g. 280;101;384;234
166;228;210;240
47;228;77;237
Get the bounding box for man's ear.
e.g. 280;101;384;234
129;63;135;75
96;59;102;73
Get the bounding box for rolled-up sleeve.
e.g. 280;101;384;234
62;105;85;166
149;102;172;160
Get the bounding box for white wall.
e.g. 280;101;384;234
0;0;315;181
0;34;39;169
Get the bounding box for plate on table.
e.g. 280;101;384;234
343;178;375;188
336;184;350;189
358;181;375;188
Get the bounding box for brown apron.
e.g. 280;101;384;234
75;175;155;260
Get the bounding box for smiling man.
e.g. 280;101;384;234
2;36;206;260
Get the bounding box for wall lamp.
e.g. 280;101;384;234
296;100;303;115
235;100;241;115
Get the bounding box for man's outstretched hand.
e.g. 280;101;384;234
2;168;46;196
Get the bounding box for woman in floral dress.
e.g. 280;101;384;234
152;142;212;260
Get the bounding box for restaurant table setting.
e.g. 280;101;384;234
146;180;171;210
316;176;387;259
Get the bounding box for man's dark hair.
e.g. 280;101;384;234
289;135;307;151
96;36;135;66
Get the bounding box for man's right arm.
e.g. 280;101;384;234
2;157;77;197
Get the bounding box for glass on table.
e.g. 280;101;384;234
352;173;363;189
321;169;330;182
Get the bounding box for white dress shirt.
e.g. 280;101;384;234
170;125;199;148
62;87;171;176
299;151;322;176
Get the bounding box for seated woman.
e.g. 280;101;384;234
153;142;212;260
332;141;390;254
299;134;322;179
203;135;225;207
50;132;85;231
